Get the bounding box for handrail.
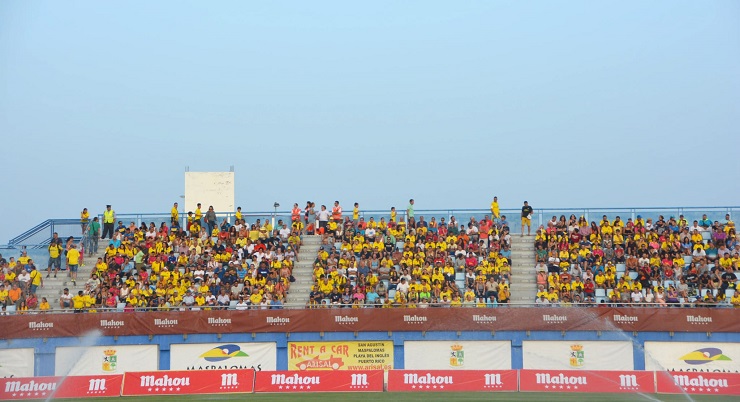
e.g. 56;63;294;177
7;219;51;246
7;206;739;248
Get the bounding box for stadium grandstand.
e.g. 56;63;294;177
1;202;738;314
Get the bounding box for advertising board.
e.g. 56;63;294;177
169;343;276;371
288;341;393;371
522;341;633;370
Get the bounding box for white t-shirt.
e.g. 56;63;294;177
317;210;330;221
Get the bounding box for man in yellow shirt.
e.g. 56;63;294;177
490;196;500;221
66;244;81;284
171;202;179;224
47;240;63;278
72;291;85;313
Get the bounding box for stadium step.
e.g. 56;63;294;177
509;235;536;303
286;235;322;306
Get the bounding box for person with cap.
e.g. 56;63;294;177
102;205;116;239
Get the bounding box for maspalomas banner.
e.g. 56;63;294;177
522;341;633;371
0;375;123;400
644;342;740;373
55;345;158;376
0;348;34;378
4;308;739;339
287;341;393;371
404;341;511;370
169;343;276;371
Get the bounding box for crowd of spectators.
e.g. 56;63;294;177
304;200;514;308
2;203;739;313
2;202;305;313
532;213;740;307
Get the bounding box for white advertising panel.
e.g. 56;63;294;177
0;348;34;377
523;341;633;370
644;342;740;373
170;342;277;371
55;345;158;375
184;172;235;215
404;341;511;370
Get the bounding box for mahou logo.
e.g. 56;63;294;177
613;314;638;324
28;321;53;331
403;373;453;385
686;315;712;325
673;374;729;388
267;316;289;326
543;314;567;323
403;315;427;324
154;318;178;328
208;317;232;327
472;314;497;323
140;374;191;389
100;319;125;329
535;372;587;385
219;373;240;390
271;374;321;385
4;379;57;397
334;316;358;324
87;378;108;394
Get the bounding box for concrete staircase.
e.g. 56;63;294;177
285;235;322;308
36;240;108;308
508;235;537;304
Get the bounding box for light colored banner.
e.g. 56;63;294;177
404;341;512;370
288;341;393;371
645;342;740;373
523;341;633;370
55;345;158;375
0;348;34;378
170;343;277;371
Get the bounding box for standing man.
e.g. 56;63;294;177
317;205;330;233
171;202;179;225
195;203;203;226
47;235;63;278
407;199;415;228
66;243;81;285
521;201;534;237
29;265;43;295
353;203;360;223
331;201;343;223
205;206;217;235
102;205;115;240
87;217;100;256
490;196;500;222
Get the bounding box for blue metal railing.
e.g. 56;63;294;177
6;206;739;250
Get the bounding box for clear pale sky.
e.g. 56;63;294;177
1;0;739;243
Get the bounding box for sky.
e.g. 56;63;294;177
1;0;739;244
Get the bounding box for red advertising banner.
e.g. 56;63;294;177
121;369;254;396
5;308;739;340
655;372;740;396
0;375;123;400
254;370;383;392
387;370;518;392
519;370;654;393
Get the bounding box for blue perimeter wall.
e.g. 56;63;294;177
3;331;740;377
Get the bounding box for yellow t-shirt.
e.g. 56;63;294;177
67;249;81;265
